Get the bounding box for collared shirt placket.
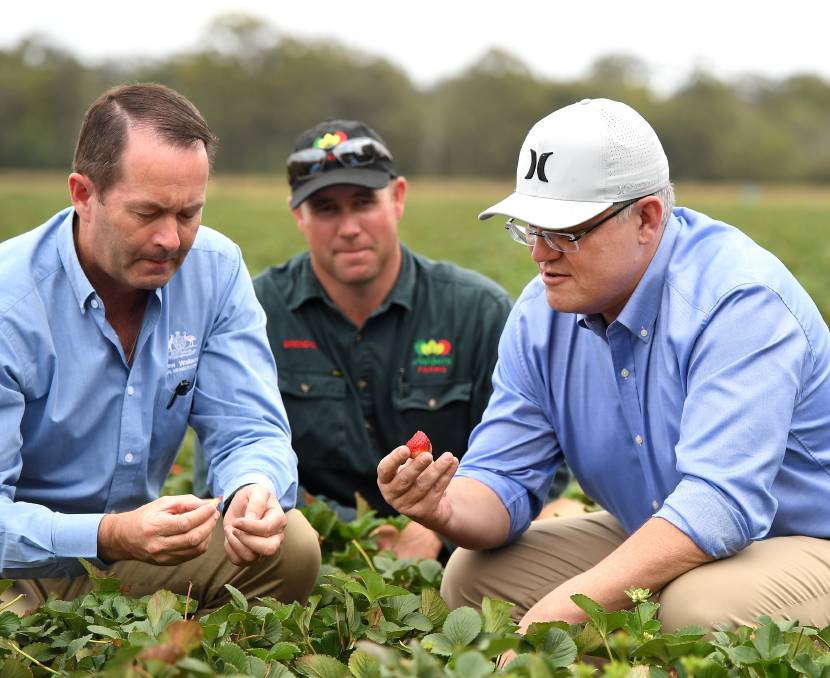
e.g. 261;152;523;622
606;322;662;514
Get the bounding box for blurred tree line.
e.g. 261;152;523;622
2;14;829;181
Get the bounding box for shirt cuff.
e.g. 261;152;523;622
51;512;106;560
455;468;532;544
656;477;752;558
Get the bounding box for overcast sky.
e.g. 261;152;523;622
3;2;826;93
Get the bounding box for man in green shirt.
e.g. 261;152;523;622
196;119;571;559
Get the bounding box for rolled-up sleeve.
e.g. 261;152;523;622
456;297;563;543
657;285;808;558
188;246;298;510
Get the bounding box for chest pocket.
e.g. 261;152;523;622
392;382;472;457
278;370;348;470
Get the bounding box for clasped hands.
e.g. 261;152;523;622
98;484;286;566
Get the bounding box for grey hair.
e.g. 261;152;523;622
613;183;676;228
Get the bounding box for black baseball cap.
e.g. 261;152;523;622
287;118;397;208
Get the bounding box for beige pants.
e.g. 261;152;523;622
2;509;320;617
441;511;830;630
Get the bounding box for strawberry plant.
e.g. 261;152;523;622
3;501;830;676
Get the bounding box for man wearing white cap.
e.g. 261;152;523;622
377;98;830;630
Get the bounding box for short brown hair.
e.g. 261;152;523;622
73;83;218;195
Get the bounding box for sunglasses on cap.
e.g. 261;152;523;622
287;137;393;182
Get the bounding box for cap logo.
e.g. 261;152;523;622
523;149;553;182
313;131;347;150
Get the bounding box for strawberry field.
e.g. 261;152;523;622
3;499;830;676
2;177;830;675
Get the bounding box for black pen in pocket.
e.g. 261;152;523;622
166;379;192;409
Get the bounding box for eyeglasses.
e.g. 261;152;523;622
504;198;643;253
287;137;393;182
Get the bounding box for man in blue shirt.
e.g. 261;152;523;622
377;98;830;631
0;83;320;614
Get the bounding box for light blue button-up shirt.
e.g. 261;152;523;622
0;208;297;578
458;207;830;559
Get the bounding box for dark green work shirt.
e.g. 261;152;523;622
253;246;512;517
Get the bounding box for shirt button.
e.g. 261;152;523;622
634;434;644;445
363;419;372;430
652;499;660;510
124;452;134;463
127;386;135;396
357;379;368;390
90;299;99;309
620;368;630;378
300;383;310;393
355;333;363;343
427;398;438;409
640;328;649;338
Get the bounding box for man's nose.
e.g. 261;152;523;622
153;214;181;252
530;236;563;263
337;209;362;236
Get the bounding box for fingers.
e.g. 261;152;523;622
233;528;285;559
149;508;220;559
157;500;220;537
223;524;260;565
389;452;457;506
233;507;286;537
377;446;411;484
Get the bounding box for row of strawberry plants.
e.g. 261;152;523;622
1;499;829;677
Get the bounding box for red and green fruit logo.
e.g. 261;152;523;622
412;338;453;374
413;339;452;356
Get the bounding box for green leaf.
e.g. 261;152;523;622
65;633;93;658
146;589;178;632
0;581;13;597
224;583;249;612
402;612;433;632
217;642;248;672
541;627;578;667
451;650;494;678
175;657;216;675
77;558;122;594
262;613;282;643
417;560;443;585
476;635;521;659
0;658;34;678
294;653;350;677
0;612;21;636
420;587;449;627
481;597;515;635
422;633;454;657
442;607;481;648
753;622;789;661
348;649;381;678
267;642;302;662
724;645;761;665
87;624;120;639
246;654;269;678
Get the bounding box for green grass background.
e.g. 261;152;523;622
2;174;828;318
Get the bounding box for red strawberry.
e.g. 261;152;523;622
405;430;432;458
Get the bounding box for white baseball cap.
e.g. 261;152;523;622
479;98;669;230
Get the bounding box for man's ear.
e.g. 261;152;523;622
391;176;408;221
637;195;664;245
68;173;96;221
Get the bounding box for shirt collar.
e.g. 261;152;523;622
56;208;96;313
286;245;415;314
578;211;681;342
56;207;164;314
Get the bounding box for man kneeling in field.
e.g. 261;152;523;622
0;83;320;614
378;98;830;631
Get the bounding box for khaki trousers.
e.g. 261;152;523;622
441;511;830;630
2;509;320;617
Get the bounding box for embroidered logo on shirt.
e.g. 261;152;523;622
283;339;318;350
412;339;453;374
168;331;199;373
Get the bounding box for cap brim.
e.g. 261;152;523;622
290;167;392;208
479;192;612;230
